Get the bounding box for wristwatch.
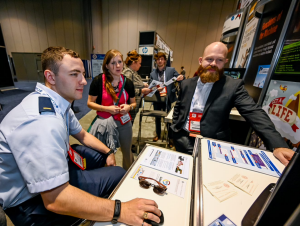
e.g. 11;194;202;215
130;104;134;110
107;149;115;156
111;199;121;224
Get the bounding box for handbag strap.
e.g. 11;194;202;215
87;115;98;133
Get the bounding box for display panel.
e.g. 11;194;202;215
262;80;300;150
261;1;300;150
138;55;153;79
235;0;260;68
243;0;292;102
139;32;155;45
254;148;300;226
273;0;300;82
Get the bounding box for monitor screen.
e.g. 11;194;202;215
138;66;151;79
224;68;246;80
139;32;155;45
250;147;300;225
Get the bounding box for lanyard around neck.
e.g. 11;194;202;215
114;75;127;106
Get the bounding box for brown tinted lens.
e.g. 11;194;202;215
153;185;165;194
139;180;151;189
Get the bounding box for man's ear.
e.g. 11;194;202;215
44;70;56;85
225;58;229;63
199;57;203;65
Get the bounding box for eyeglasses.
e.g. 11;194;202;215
138;176;167;195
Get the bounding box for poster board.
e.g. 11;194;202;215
261;0;300;150
91;54;105;79
234;1;260;68
242;0;292;103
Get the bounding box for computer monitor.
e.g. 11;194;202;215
242;146;300;225
139;31;155;45
138;55;153;79
223;68;246;80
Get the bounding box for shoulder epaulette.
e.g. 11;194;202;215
39;96;55;114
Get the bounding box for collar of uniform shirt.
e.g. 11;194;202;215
36;83;71;116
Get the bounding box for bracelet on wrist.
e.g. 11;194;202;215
111;200;121;224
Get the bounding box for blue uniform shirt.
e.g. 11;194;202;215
0;83;82;209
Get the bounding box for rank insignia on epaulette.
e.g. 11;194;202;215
39;96;55;114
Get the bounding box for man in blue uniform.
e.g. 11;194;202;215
0;47;161;226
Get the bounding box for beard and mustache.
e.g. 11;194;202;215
196;65;224;83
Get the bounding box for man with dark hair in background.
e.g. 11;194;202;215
171;42;294;166
150;52;184;142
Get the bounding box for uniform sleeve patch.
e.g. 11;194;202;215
39;97;55;114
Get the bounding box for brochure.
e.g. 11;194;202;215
140;147;191;179
131;165;187;198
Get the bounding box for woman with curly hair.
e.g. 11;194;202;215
122;50;151;123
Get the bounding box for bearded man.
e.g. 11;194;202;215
170;42;294;166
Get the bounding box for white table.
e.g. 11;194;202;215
93;145;194;226
198;137;284;226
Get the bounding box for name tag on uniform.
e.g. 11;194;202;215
68;145;86;170
189;112;203;133
120;113;132;125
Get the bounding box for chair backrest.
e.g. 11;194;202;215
144;93;166;103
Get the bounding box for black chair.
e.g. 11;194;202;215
0;206;7;226
137;94;168;154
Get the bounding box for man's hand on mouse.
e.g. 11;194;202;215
119;198;161;226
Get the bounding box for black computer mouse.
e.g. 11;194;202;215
144;210;164;226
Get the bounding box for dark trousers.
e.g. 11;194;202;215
153;102;166;138
5;145;126;226
173;129;196;155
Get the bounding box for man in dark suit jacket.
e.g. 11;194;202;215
171;42;294;166
150;52;184;142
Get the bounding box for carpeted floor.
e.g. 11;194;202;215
0;79;92;123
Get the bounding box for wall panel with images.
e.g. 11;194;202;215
234;0;260;69
242;0;293;103
261;0;300;150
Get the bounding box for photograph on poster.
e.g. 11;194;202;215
262;80;300;150
91;54;105;78
253;65;270;88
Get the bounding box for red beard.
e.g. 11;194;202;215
196;65;224;83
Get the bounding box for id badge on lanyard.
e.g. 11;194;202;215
68;144;86;170
189;112;203;133
116;76;131;125
120;113;132;125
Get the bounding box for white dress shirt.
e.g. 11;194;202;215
184;78;214;131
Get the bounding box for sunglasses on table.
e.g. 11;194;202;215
138;176;167;195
